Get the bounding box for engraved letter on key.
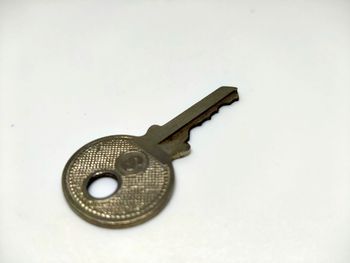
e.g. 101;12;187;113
62;86;239;228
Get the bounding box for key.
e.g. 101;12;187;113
62;86;239;228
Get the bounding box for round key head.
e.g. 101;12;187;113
62;135;174;228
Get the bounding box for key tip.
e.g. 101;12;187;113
218;86;238;92
217;86;239;101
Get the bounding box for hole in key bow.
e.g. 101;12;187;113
87;172;120;199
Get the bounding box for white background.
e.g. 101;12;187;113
1;1;349;262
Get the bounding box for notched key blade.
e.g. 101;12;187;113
142;86;239;159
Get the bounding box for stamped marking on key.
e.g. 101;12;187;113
62;86;239;228
116;151;149;175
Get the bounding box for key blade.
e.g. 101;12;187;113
160;86;239;142
142;86;239;159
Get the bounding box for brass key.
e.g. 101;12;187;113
62;86;239;228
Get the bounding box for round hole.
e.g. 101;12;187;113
87;173;119;199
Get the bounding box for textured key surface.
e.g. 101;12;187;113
62;135;174;228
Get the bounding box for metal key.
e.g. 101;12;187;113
62;86;239;228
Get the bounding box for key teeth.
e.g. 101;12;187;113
186;101;233;141
191;89;239;132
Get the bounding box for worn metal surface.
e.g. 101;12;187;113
62;86;239;228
